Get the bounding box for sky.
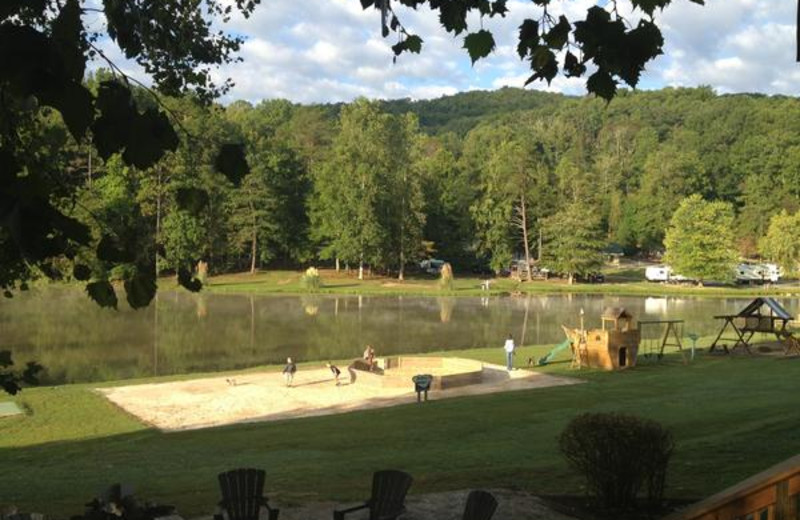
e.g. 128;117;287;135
91;0;800;104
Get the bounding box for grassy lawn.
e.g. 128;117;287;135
195;269;800;298
1;347;799;517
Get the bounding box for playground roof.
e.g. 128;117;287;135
601;307;633;320
736;298;793;320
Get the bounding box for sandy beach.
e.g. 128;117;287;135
99;360;582;431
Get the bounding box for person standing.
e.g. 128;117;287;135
503;334;515;371
326;362;342;386
363;345;375;371
282;357;297;387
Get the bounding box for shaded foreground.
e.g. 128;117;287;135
1;352;798;516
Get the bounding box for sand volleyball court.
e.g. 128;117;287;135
99;357;582;431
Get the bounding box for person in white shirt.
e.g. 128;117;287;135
503;333;515;371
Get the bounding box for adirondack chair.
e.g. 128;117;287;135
216;468;279;520
462;490;498;520
333;470;413;520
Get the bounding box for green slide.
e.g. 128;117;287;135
537;338;572;366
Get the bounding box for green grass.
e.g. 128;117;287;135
1;346;799;517
191;269;800;299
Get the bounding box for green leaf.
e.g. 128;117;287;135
97;235;135;263
391;34;424;56
587;70;617;102
51;0;85;82
404;34;423;53
215;144;249;186
564;51;586;77
122;108;180;169
543;15;570;49
491;0;508;16
92;81;135;160
38;81;94;140
72;264;92;281
525;46;558;85
86;281;118;309
124;272;157;309
177;267;203;292
630;0;671;16
176;187;210;215
517;19;539;58
463;30;495;64
439;2;468;35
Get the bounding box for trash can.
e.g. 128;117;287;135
412;374;434;403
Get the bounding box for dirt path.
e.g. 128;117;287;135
99;362;581;431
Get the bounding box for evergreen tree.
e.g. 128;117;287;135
541;201;606;284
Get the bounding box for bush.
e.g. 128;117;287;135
301;266;321;291
439;262;454;291
558;412;674;511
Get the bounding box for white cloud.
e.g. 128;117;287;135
86;0;800;103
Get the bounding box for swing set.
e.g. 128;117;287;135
637;319;686;362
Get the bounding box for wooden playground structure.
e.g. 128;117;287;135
562;307;642;370
710;297;800;356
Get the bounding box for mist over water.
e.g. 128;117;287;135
1;288;796;385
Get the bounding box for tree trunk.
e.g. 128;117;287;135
538;225;543;263
249;211;257;274
568;273;575;285
335;257;340;272
155;170;162;279
520;194;532;282
358;255;364;280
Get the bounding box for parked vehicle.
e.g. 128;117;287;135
419;258;445;275
735;263;781;284
645;266;670;282
645;265;692;283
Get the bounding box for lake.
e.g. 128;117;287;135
1;288;797;385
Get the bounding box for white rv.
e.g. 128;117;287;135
735;263;781;284
645;266;670;282
645;265;692;283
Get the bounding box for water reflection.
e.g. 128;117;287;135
0;288;796;385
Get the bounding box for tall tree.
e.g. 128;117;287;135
310;100;391;279
541;201;606;284
759;210;800;277
664;194;738;282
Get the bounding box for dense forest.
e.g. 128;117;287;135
22;79;800;286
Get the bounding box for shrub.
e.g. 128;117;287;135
301;266;322;291
558;412;674;511
439;262;454;291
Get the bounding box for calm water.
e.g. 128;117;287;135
1;288;797;385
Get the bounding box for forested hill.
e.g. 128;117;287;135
378;87;568;135
20;80;800;298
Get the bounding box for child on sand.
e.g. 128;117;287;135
326;362;342;386
282;357;297;387
363;345;376;371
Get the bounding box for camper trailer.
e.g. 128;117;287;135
735;263;781;284
645;266;670;282
645;266;691;283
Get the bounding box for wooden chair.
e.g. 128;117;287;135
462;490;498;520
333;470;413;520
216;468;279;520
